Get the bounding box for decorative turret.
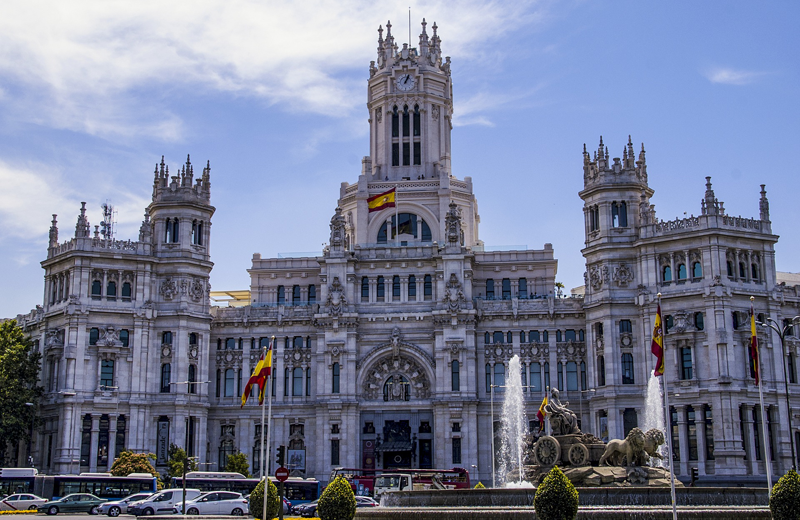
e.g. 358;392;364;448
48;215;58;249
759;184;770;222
583;136;648;188
328;206;347;255
700;176;724;216
75;202;90;238
139;211;152;243
152;154;211;203
374;19;449;74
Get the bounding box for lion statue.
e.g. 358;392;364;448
643;428;666;462
599;427;646;467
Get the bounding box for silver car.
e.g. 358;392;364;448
98;493;154;517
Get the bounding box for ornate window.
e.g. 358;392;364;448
789;353;797;384
484;332;491;344
91;280;102;299
451;361;460;391
751;263;760;281
383;375;410;401
119;329;129;348
292;367;303;396
89;328;100;346
662;266;672;282
493;331;504;344
580;361;587;390
452;437;461;465
739;262;746;279
191;220;203;245
224;368;235;397
361;277;369;301
557;361;563;389
160;364;171;393
680;347;693;380
100;359;114;387
677;264;687;280
529;330;541;343
694;312;704;330
619;320;632;333
544;362;550;389
424;275;432;300
408;275;416;300
332;363;340;394
566;361;578;391
163;331;173;345
612;201;628;227
392;276;401;300
121;282;132;299
107;281;117;299
493;363;505;391
377;276;385;300
529;362;542;392
692;262;702;278
218;425;235;471
621;353;634;384
377;213;432;243
726;261;734;277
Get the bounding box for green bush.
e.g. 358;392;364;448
474;482;485;489
249;478;280;520
770;469;800;520
533;466;579;520
318;476;356;520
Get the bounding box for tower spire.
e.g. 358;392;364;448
759;184;770;221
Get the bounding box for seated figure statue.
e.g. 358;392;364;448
545;387;581;435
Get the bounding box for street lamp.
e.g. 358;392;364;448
169;380;210;515
25;403;34;467
758;316;800;470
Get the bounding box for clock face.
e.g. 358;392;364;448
396;73;416;92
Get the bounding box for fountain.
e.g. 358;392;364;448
497;355;533;487
642;370;668;466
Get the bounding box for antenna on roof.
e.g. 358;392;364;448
409;7;411;47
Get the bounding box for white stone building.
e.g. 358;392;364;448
12;19;800;485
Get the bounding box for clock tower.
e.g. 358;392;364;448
366;19;452;181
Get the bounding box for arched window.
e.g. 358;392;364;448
377;276;385;300
308;285;316;304
493;363;505;391
119;329;129;348
751;263;760;280
520;331;526;343
122;282;132;299
486;279;495;299
566;361;578;391
292;285;301;305
188;364;197;394
408;275;416;300
332;363;340;394
89;328;100;346
619;201;628;227
726;261;734;277
402;106;410;165
107;281;117;299
392;106;399;137
663;266;672;282
413;105;421;165
739;262;746;278
556;330;563;342
694;312;704;330
377;213;432;243
191;220;203;245
424;275;432;300
451;360;460;391
172;218;179;242
621;353;635;384
507;331;513;343
612;202;619;227
292;367;303;396
225;338;235;350
484;332;491;344
693;262;702;278
91;280;102;298
392;275;401;300
164;218;171;242
223;368;234;397
598;356;606;386
361;277;369;301
677;264;687;280
383;375;410;401
493;331;504;344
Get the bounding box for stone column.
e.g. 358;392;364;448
107;416;118;471
669;253;675;283
369;278;377;303
742;404;757;474
696;408;708;475
89;415;100;472
400;277;408;303
384;277;392;302
676;405;688;476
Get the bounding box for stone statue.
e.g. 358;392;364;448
599;427;652;468
545;387;580;435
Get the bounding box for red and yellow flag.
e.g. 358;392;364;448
651;304;665;376
367;188;396;213
241;338;273;407
750;304;760;385
537;396;548;424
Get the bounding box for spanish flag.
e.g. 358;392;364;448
367;188;396;213
241;338;273;407
651;304;665;376
750;304;760;385
537;396;548;424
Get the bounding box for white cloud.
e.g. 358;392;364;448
0;0;546;140
704;67;766;86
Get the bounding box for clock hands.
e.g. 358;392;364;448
403;75;410;84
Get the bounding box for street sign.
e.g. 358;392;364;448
275;467;289;482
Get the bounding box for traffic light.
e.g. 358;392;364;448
690;467;698;486
276;445;286;468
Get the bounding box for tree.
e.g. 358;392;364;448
554;282;565;298
533;466;579;520
317;476;356;520
109;451;163;489
224;451;250;477
0;320;43;463
167;444;198;479
249;478;279;520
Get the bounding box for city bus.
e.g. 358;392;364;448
0;469;157;500
174;472;321;505
330;467;470;497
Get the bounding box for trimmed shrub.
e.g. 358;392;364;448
318;476;357;520
474;482;485;489
770;469;800;520
249;478;280;520
533;466;579;520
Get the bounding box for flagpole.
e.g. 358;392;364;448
262;336;275;520
752;297;773;493
394;184;399;246
657;293;678;520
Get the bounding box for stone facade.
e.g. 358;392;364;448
13;20;800;486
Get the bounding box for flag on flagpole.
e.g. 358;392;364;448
241;339;273;407
651;304;665;376
367;188;396;213
750;303;760;385
537;396;548;424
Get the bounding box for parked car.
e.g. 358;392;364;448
282;497;292;515
355;496;379;508
173;491;249;516
0;493;48;511
294;498;319;518
97;493;154;517
38;494;108;515
129;489;201;516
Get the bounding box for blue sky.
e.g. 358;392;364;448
1;0;798;318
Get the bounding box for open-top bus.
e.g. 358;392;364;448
174;472;321;505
